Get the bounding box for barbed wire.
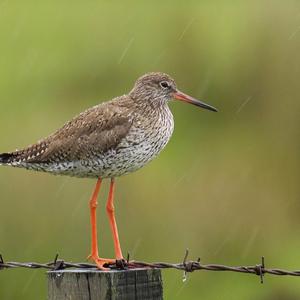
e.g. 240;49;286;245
1;250;300;284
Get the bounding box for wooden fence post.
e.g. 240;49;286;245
48;268;163;300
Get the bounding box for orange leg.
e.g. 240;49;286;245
106;178;124;260
87;178;115;270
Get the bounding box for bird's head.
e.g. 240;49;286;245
130;72;217;112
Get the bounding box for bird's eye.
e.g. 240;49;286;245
160;81;170;89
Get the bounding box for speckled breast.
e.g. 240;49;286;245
82;107;174;178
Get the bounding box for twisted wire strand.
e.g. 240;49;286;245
1;250;300;283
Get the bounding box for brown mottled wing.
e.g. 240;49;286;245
13;101;132;164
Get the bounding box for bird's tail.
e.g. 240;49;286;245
0;153;15;165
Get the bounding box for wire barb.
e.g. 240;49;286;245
126;253;130;264
52;254;65;271
0;254;4;270
182;248;189;282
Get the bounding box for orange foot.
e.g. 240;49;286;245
87;254;116;270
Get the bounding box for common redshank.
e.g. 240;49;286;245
0;72;217;269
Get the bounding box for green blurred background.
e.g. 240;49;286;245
0;1;300;299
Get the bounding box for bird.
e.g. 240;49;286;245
0;72;217;270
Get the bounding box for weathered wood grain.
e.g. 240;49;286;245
48;268;163;300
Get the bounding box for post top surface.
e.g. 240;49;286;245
48;268;160;274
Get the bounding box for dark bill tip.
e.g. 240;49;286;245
173;91;218;112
